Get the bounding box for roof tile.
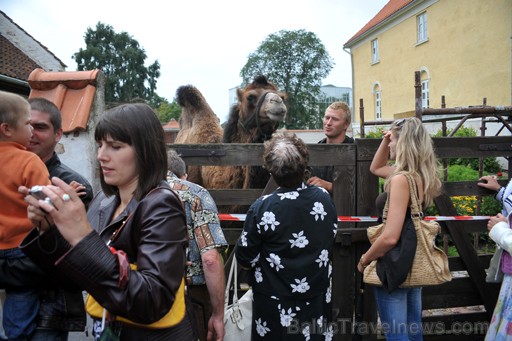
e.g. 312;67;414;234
345;0;414;46
28;68;100;133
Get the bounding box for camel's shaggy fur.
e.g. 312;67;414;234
174;84;223;185
175;75;287;200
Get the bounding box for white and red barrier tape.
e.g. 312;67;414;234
218;213;491;223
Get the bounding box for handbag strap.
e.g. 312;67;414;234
381;172;423;223
402;173;424;219
381;193;390;223
224;254;239;309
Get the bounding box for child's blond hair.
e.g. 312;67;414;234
0;91;30;127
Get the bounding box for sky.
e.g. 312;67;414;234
3;0;388;123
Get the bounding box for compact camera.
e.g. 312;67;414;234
29;185;52;205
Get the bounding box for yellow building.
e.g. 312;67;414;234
343;0;512;122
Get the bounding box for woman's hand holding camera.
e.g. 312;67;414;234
19;177;93;245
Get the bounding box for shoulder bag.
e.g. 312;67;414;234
224;254;253;341
86;269;186;329
364;173;452;291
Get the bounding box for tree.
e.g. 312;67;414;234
73;22;160;105
240;29;334;129
148;94;181;123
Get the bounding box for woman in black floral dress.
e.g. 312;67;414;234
235;132;338;341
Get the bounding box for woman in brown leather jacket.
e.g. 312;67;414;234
19;103;195;340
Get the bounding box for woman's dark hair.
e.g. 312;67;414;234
94;103;167;200
263;132;309;188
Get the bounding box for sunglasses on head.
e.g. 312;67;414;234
394;118;410;128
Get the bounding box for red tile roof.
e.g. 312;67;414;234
28;68;100;133
163;118;180;129
344;0;414;46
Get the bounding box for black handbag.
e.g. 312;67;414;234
375;213;417;292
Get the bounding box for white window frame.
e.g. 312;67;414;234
371;39;379;64
421;79;430;109
375;91;382;120
417;12;428;43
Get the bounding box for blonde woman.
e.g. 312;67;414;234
358;117;442;340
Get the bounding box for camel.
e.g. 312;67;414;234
174;75;287;193
174;83;224;185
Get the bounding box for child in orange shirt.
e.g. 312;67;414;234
0;91;50;340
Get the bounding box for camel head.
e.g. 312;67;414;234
227;75;287;142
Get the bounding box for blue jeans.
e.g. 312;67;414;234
373;286;423;341
3;289;40;340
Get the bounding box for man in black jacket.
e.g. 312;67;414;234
22;97;93;339
307;101;354;194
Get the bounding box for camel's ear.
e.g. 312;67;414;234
236;88;244;102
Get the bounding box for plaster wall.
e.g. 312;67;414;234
350;0;512;121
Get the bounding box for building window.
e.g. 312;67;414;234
421;79;430;108
417;12;428;43
371;39;379;63
375;91;382;120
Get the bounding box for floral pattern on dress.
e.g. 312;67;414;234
266;253;284;272
316;249;330;268
291;277;310;293
279;305;297;327
310;202;328;221
241;231;248;247
324;324;334;341
250;254;260;267
325;286;332;304
259;211;280;231
235;183;337;340
255;267;263;283
255;318;271;337
289;230;309;248
277;191;299;200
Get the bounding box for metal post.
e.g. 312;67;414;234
359;98;365;138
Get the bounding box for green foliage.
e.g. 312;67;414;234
481;195;503;216
447;246;459;257
432;126;476;138
445;165;479;182
240;29;334;130
364;129;384;139
148;94;181;123
74;22;161;105
434;126;502;173
423;164;503;217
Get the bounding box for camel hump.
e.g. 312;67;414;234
176;85;209;111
